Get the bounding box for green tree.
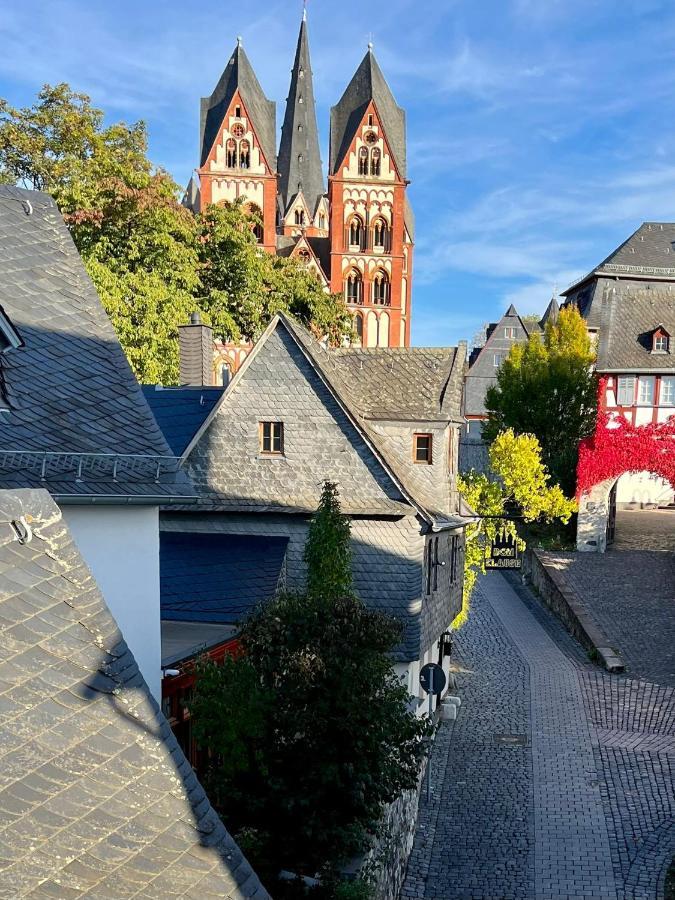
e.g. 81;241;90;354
304;480;353;599
483;306;597;495
457;429;576;626
191;486;431;880
0;84;353;383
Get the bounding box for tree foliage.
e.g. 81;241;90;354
483;306;597;495
456;429;576;626
0;83;352;383
190;486;431;880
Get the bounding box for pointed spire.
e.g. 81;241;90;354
199;40;276;171
330;48;406;177
278;14;325;217
540;297;560;328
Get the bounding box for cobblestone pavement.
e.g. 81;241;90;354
402;573;675;900
537;550;675;686
613;510;675;552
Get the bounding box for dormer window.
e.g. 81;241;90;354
652;327;670;353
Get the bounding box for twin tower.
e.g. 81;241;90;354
185;13;414;348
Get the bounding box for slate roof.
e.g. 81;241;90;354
330;49;406;178
161;621;238;668
160;532;288;624
142;386;225;456
0;488;268;899
277;17;325;218
0;186;194;502
330;347;461;421
464;304;530;417
200;43;276;171
564;222;675;296
182;175;201;213
593;280;675;371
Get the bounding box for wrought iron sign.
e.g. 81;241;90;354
485;530;522;570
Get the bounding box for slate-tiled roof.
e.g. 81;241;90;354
160;532;288;624
142;386;225;456
0;186;194;502
594;280;675;371
464;305;530;417
330;347;461;421
0;488;268;899
330;49;406;178
200;43;276;171
564;222;675;296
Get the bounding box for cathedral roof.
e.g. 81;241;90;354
278;16;325;217
200;41;276;171
330;48;406;178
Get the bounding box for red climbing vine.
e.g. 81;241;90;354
576;378;675;497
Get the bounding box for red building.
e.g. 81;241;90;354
185;12;414;349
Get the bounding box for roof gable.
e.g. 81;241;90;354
595;281;675;371
0;488;267;898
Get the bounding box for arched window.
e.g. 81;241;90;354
345;269;363;305
372;270;390;306
372;218;389;252
226;139;237;168
318;213;326;230
348;215;364;249
239;140;250;169
294;209;306;226
370;148;381;177
354;313;364;346
358;147;369;176
252;222;264;243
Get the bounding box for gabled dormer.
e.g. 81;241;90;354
651;324;670;354
290;235;329;289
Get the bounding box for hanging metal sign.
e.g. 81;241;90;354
485;530;522;570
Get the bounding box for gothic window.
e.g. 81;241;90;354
372;218;389;251
252;222;264;243
226;139;237;168
372;270;390;306
358;147;369;176
294;209;306;226
318;213;326;229
345;269;363;305
370;148;381;177
354;313;363;345
239;140;250;169
348;215;364;249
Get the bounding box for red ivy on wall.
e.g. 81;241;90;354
577;378;675;497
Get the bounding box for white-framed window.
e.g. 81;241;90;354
637;376;655;406
660;376;675;406
616;376;635;406
493;353;503;368
504;327;517;339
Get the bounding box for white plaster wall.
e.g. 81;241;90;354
616;471;675;507
61;506;161;700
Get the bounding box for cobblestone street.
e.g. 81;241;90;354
402;573;675;900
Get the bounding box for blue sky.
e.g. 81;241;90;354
2;0;675;346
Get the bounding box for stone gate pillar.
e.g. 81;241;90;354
576;478;616;552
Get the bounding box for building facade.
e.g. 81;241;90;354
186;13;414;350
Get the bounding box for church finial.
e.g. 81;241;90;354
303;0;307;21
237;35;243;47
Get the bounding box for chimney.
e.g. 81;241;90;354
178;312;213;386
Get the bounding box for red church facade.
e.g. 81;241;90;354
185;17;414;349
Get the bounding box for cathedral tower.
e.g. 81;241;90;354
328;47;414;348
277;12;328;238
197;39;278;252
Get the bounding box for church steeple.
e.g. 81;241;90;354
278;13;325;222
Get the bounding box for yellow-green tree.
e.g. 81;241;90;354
456;429;576;627
484;306;597;495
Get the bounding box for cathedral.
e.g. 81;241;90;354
184;11;414;349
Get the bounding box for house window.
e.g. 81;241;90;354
617;376;635;406
260;421;284;455
660;376;675;406
504;327;517;339
637;376;655;406
414;433;433;464
493;353;503;368
653;333;669;352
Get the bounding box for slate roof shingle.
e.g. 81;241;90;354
0;488;268;899
0;186;194;501
160;532;288;624
594;280;675;371
141;386;225;456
